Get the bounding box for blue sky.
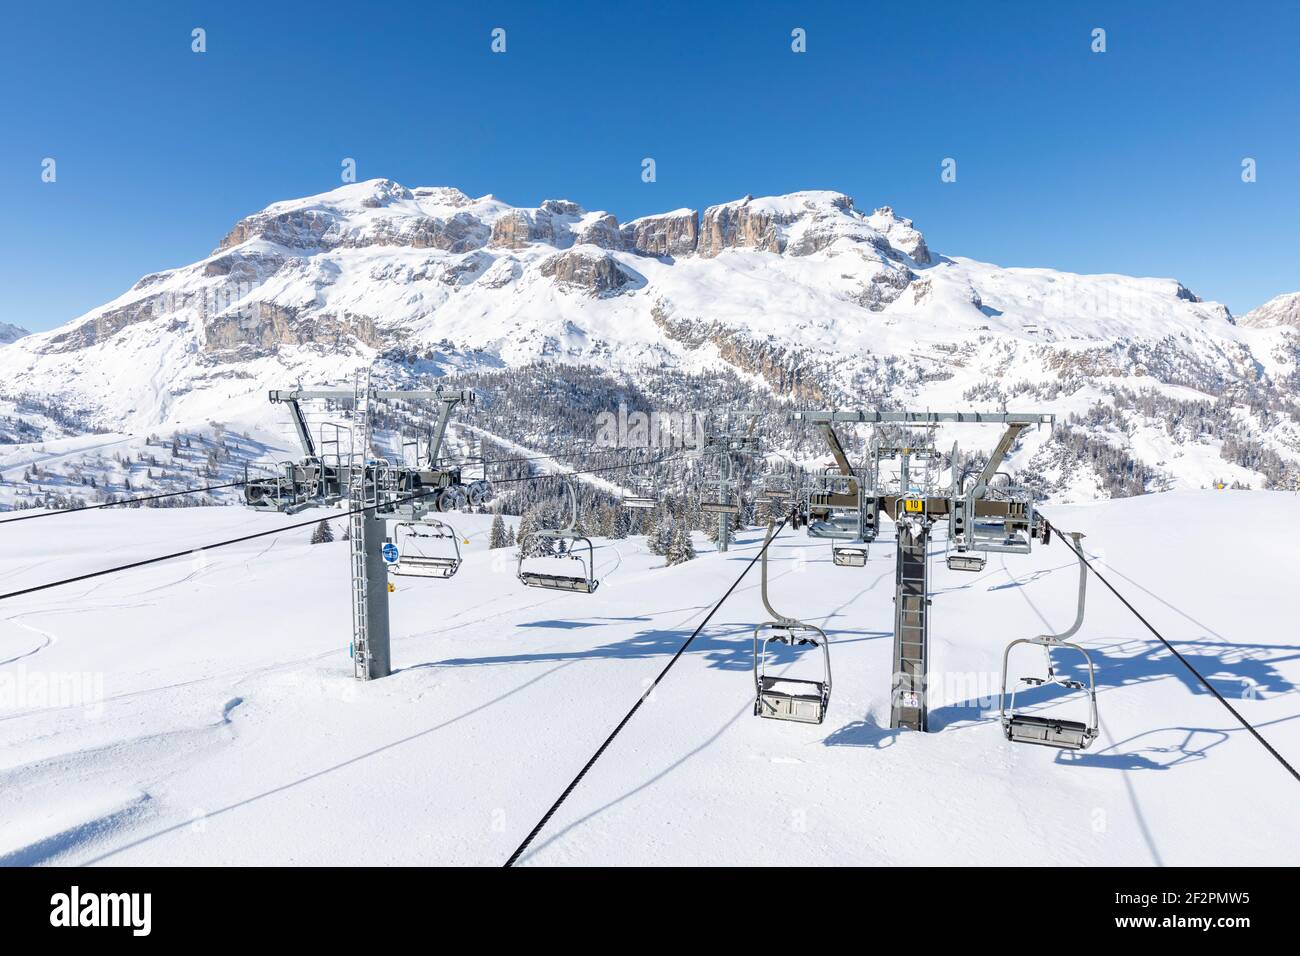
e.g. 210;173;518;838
2;0;1297;331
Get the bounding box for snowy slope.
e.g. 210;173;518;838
2;179;1297;499
1;491;1296;865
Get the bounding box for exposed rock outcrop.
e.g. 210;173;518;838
867;206;930;264
203;302;382;351
539;249;632;296
650;301;827;401
698;195;783;257
621;210;699;258
578;214;623;250
492;209;569;250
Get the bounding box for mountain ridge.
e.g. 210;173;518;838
2;178;1297;501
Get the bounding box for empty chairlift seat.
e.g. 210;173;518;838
517;479;600;594
946;553;986;572
754;622;832;724
832;541;870;567
750;521;834;725
386;519;462;578
999;530;1098;751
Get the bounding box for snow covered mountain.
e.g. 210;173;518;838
0;322;28;345
2;178;1297;499
1241;291;1300;329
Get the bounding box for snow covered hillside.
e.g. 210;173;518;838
0;490;1296;865
1;179;1297;501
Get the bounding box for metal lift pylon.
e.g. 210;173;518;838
790;409;1055;734
348;369;392;681
891;508;931;730
247;376;479;682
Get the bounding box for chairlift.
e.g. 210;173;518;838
517;480;599;594
622;464;660;509
806;470;869;553
752;522;832;724
946;553;986;572
999;531;1098;750
386;519;462;579
832;541;870;567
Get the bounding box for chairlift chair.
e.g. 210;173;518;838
622;465;659;509
831;541;870;568
752;522;832;724
386;519;462;578
999;531;1098;750
517;480;599;594
946;553;986;572
755;623;832;723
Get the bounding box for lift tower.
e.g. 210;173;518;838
791;410;1054;731
244;376;478;680
699;419;758;553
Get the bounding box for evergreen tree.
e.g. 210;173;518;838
311;519;335;544
515;507;540;555
489;513;509;549
598;505;618;539
649;517;674;557
667;522;696;566
705;514;734;548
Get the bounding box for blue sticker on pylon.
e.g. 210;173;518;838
382;542;399;563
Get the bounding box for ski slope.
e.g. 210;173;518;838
0;490;1297;866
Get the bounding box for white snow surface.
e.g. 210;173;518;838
1;490;1296;866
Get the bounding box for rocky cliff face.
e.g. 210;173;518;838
538;250;633;296
620;210;698;258
698;195;786;257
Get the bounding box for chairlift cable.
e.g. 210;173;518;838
0;449;701;603
1047;519;1299;784
504;518;789;867
0;480;249;525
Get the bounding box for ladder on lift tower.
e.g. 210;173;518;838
891;516;930;730
349;372;373;680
